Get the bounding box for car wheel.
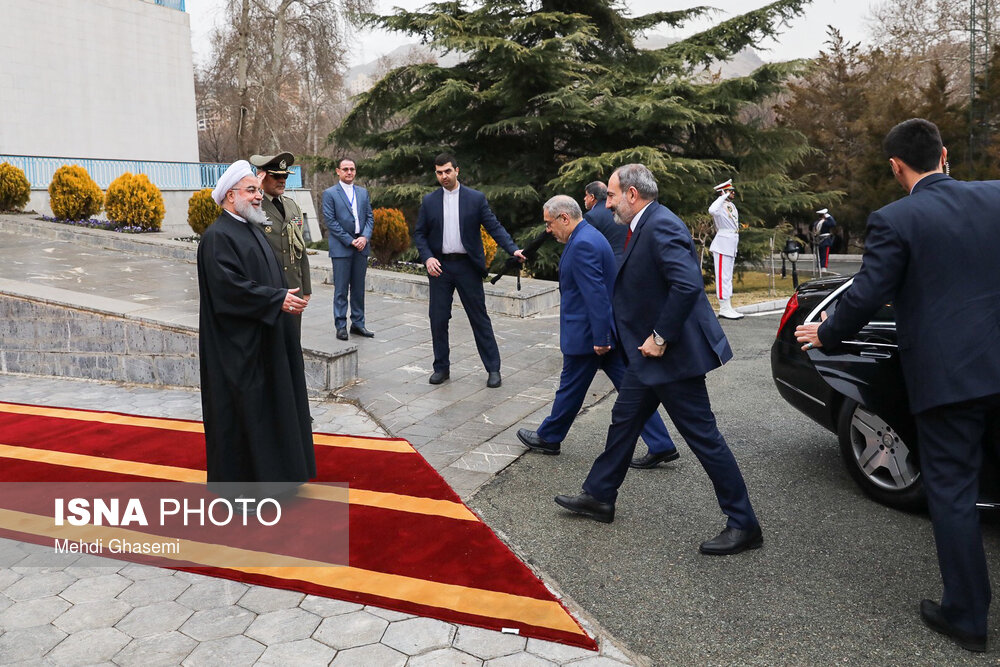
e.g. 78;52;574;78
838;398;925;511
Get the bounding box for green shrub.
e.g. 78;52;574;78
187;188;220;235
49;165;102;220
371;207;411;265
0;163;31;212
104;172;164;231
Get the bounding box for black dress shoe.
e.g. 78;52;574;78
486;371;502;388
630;449;680;469
336;329;348;341
428;370;450;385
350;325;375;338
516;428;560;455
699;524;763;555
920;599;987;652
554;492;614;523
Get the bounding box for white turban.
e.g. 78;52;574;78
212;160;255;205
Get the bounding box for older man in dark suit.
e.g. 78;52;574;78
555;164;761;556
796;118;1000;652
414;153;524;388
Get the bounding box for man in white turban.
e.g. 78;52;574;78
197;161;315;500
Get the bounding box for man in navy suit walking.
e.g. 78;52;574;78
322;158;375;341
582;181;627;261
516;195;679;467
797;119;1000;652
414;154;524;388
555;164;761;555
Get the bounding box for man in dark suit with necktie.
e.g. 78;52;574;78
583;181;627;261
796;118;1000;652
555;163;761;557
516;195;678;466
414;154;525;388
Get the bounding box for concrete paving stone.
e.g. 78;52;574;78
255;638;336;666
11;550;82;572
178;605;255;641
0;595;70;630
598;641;633;664
453;625;528;659
58;573;130;603
408;647;484;666
450;449;519;475
328;642;407;667
484;652;558;667
244;607;321;644
0;568;21;591
116;574;189;605
181;634;265;667
0;539;28;568
313;610;388;649
567;658;631;667
237;585;304;613
113;630;198;667
4;571;77;601
0;592;10;614
45;627;131;666
0;624;66;662
364;606;414;622
53;598;132;633
298;594;363;617
115;600;193;638
380;616;456;655
175;578;248;610
439;467;492;498
64;553;125;577
525;639;597;663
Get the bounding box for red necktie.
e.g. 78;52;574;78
625;227;633;248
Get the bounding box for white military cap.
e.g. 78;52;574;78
714;179;734;192
816;208;828;215
211;160;255;205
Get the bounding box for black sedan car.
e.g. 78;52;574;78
771;275;1000;511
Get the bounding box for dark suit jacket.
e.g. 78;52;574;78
614;201;733;386
584;198;627;261
413;185;518;277
322;183;374;259
818;173;1000;413
559;221;617;355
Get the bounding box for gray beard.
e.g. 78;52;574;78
234;197;267;225
612;204;633;226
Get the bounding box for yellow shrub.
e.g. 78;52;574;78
104;173;165;231
0;163;31;212
371;207;411;265
187;188;221;235
481;226;498;267
48;165;102;220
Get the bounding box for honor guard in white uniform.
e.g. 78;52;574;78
813;208;837;269
708;179;743;319
250;151;311;336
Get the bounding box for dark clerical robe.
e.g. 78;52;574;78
196;211;315;493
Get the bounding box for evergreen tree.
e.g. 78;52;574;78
329;0;825;274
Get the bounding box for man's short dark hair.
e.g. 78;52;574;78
883;118;943;173
435;153;458;169
338;157;356;169
585;181;607;200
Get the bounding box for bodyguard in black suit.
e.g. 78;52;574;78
555;164;761;556
413;154;524;388
583;180;627;261
797;119;1000;652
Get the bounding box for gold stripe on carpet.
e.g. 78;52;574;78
0;402;415;454
0;444;476;522
0;508;584;636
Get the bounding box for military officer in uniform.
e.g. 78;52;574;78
708;178;743;320
814;208;837;269
250;152;311;335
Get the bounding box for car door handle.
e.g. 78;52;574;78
859;350;892;359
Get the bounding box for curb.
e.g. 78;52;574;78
735;297;790;314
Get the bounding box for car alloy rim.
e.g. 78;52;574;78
849;406;919;491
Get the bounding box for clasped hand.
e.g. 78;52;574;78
282;288;308;314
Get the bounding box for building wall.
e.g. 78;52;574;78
0;0;199;162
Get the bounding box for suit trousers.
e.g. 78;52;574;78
428;256;500;373
583;371;757;529
331;253;368;330
537;349;676;454
914;393;1000;637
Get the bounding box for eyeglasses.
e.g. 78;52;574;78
231;186;263;195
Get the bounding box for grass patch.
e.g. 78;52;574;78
710;270;797;308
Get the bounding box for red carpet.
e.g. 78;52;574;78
0;401;596;650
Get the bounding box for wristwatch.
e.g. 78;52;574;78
652;330;665;346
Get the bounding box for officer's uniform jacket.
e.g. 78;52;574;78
260;194;311;294
708;193;739;257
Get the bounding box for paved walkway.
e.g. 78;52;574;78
0;219;638;665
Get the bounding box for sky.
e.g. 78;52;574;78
186;0;876;69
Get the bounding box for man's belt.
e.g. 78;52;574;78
440;253;468;261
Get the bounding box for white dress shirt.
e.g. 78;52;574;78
441;184;464;254
339;181;359;234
